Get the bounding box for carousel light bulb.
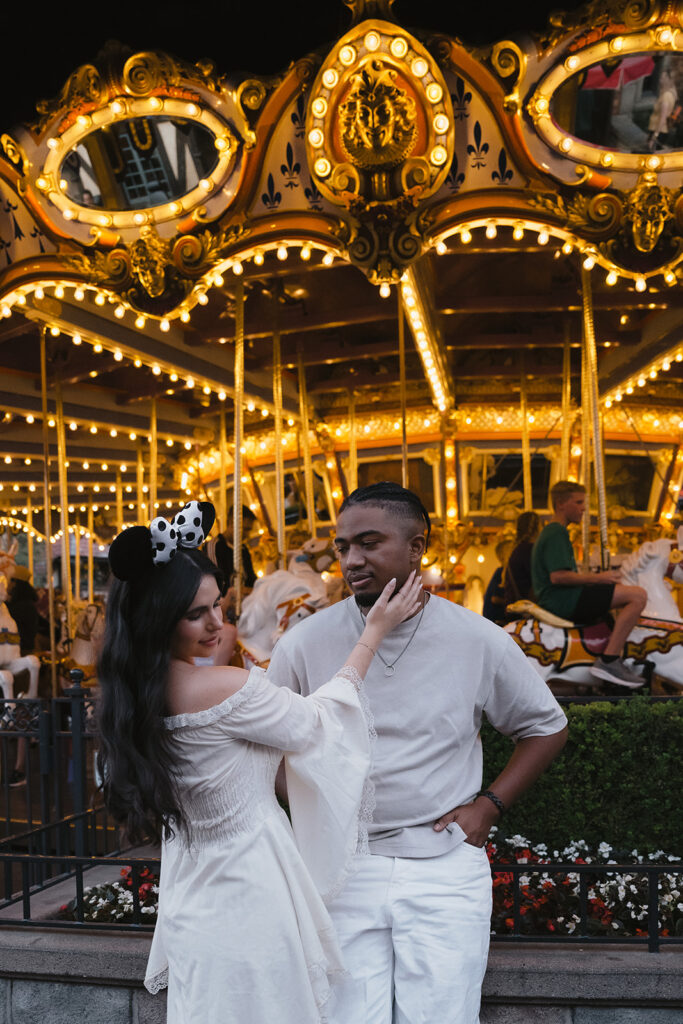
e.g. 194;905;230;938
218;391;227;401
113;349;123;361
300;244;312;261
93;342;103;353
649;368;657;379
90;425;98;433
129;432;137;440
379;282;391;298
232;261;243;276
626;385;633;394
69;421;77;431
486;222;497;239
606;271;618;286
663;359;671;371
184;441;192;450
203;385;211;395
152;364;161;375
95;292;105;306
277;245;288;261
160;318;170;331
48;418;55;427
322;252;334;265
637;376;646;387
562;240;573;255
512;224;524;241
253;250;265;266
460;228;472;244
135;315;146;329
635;276;647;292
583;255;595;270
196;291;208;305
180;310;191;323
26;414;34;424
261;407;269;417
435;239;448;254
35;286;44;300
50;326;59;337
114;304;125;318
665;270;677;286
187;377;195;389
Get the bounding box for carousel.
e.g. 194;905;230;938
0;0;683;698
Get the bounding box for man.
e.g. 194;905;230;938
532;480;646;687
268;482;567;1024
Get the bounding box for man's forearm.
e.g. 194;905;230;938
479;728;568;814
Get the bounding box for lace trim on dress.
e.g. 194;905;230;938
320;668;377;903
163;666;264;730
144;966;168;994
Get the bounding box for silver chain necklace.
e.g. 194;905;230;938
357;594;426;677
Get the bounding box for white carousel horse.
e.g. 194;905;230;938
505;527;683;690
236;538;337;666
0;536;41;701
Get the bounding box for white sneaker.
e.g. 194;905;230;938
590;657;644;689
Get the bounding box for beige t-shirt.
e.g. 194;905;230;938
267;594;567;858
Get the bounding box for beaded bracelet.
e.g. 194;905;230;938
477;789;505;817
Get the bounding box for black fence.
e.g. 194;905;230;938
0;684;681;946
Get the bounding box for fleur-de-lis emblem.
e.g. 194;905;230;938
0;235;12;265
280;142;301;189
304;176;323;211
445;151;465;192
291;94;306;138
451;77;472;121
30;225;47;253
467;121;489;169
261;172;282;210
491;147;513;184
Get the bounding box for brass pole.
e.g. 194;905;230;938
27;496;34;580
581;266;609;569
520;361;532;510
87;504;94;604
273;327;286;568
74;511;80;603
561;325;572;479
116;468;123;533
297;347;316;538
233;281;245;616
54;378;72;641
580;324;591;571
219;409;227;535
348;391;358;493
149;395;158;516
39;327;57;696
136;440;145;524
398;289;408;488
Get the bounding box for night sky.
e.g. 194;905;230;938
0;0;587;132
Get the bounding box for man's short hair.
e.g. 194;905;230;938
339;482;431;546
550;480;586;509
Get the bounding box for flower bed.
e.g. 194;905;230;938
488;830;683;938
55;834;683;938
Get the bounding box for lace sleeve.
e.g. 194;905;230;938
333;665;363;690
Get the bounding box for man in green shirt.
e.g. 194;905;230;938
532;480;646;688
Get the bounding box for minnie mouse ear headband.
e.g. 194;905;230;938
109;501;216;582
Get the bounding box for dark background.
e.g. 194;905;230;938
0;0;588;132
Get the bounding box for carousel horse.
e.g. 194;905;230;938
0;536;40;701
505;527;683;690
235;538;338;666
57;600;105;688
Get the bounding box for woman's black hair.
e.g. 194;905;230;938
97;548;225;844
339;482;431;546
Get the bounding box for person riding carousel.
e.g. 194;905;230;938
531;481;647;688
96;499;422;1024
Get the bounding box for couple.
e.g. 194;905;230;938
98;483;567;1024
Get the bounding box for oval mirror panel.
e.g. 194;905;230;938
552;52;683;154
60;117;219;210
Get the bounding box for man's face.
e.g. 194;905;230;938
333;504;424;607
558;491;586;524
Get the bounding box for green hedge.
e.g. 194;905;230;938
481;698;683;855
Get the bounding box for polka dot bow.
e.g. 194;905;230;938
150;501;208;565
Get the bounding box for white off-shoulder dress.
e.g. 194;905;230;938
144;665;373;1024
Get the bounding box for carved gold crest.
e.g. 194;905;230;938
339;60;416;170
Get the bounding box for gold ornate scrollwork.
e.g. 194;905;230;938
122;51;181;96
31;64;106;131
537;0;663;51
529;190;623;236
339;61;417;170
489;40;527;113
0;134;27;176
343;0;397;23
623;173;677;253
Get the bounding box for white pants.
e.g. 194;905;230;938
326;842;492;1024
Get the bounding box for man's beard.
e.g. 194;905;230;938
353;591;381;609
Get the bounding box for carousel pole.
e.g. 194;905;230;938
297;346;316;538
115;468;123;533
54;378;72;641
149;395;158;517
520;358;532;510
560;324;572;479
136;440;145;524
26;496;33;580
398;288;408;488
74;511;80;602
580;309;592;571
39;326;57;696
272;324;286;568
233;281;245;616
581;266;609;569
87;504;94;604
218;409;227;535
348;391;358;493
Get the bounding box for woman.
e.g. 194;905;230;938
97;501;421;1024
503;510;540;607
